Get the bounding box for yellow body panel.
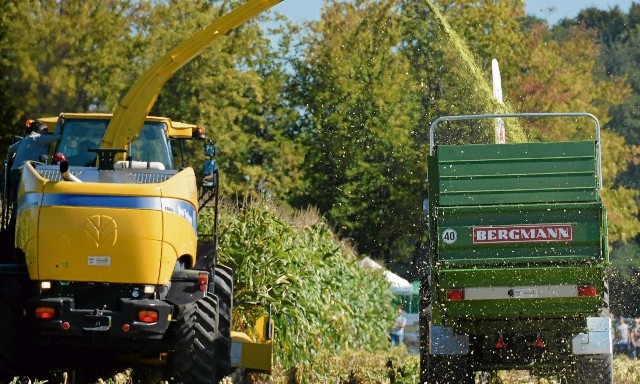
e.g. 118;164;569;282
159;168;199;209
15;207;40;279
37;206;164;283
16;163;198;284
230;316;274;373
160;214;197;280
39;113;196;140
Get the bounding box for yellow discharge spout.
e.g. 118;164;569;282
101;0;283;151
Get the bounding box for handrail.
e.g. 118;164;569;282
428;112;603;190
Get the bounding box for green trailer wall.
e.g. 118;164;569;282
427;141;608;330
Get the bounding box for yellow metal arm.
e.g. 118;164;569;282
101;0;283;150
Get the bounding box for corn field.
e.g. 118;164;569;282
206;201;397;368
12;350;640;383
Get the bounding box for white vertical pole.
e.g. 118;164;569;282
492;59;506;144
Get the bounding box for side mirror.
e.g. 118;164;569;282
204;142;216;157
202;141;217;188
422;198;430;219
422;198;430;231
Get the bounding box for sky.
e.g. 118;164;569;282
271;0;636;26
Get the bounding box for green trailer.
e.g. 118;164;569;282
420;113;612;383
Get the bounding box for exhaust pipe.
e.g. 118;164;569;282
59;161;82;183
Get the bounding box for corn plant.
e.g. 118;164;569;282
199;201;396;369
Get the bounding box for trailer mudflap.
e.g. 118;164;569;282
572;316;612;355
430;325;469;355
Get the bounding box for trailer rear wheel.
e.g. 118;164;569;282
426;355;474;384
173;295;220;384
418;272;431;384
213;265;233;381
573;353;613;384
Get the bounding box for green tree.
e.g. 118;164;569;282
608;240;640;317
291;0;424;261
0;0;145;123
399;0;528;146
557;4;640;317
573;6;629;46
146;0;303;201
575;5;640;191
0;0;20;149
431;0;527;88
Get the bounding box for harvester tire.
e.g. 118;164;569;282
0;300;19;381
573;353;613;384
173;294;220;384
213;265;233;381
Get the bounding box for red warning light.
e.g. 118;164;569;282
534;336;546;348
35;307;55;319
446;288;465;301
577;285;597;297
138;310;159;323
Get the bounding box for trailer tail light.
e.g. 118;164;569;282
138;310;159;323
534;336;546;348
577;285;597;297
495;336;506;349
35;307;55;319
446;288;465;301
198;273;208;292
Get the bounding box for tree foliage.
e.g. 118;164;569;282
547;4;640;306
399;0;529;146
143;0;304;200
608;240;640;317
202;203;395;368
0;1;143;119
290;0;424;261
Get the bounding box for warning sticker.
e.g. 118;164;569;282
88;256;111;266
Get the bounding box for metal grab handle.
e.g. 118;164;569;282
428;112;602;190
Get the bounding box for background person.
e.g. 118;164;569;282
631;317;640;358
389;306;407;346
615;316;632;357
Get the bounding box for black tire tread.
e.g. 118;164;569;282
213;265;233;381
173;295;219;384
